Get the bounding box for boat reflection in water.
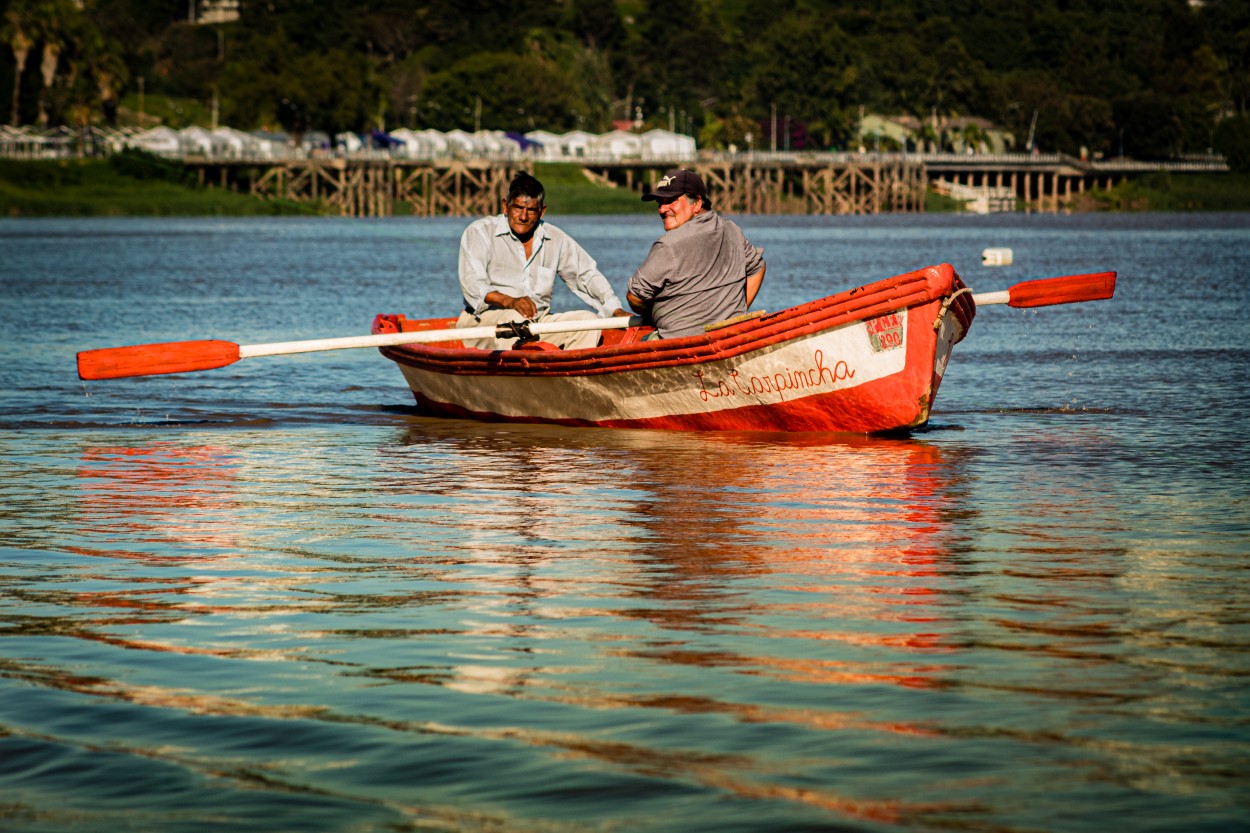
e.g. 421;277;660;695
43;425;980;828
75;442;245;564
372;422;973;823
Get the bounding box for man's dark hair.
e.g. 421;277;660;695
507;171;545;204
690;192;713;212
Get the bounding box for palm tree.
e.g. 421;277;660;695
3;3;34;125
30;1;73;128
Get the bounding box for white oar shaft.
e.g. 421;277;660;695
970;291;1010;306
239;316;639;359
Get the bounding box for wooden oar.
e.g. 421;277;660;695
971;271;1116;308
77;316;641;380
78;272;1115;381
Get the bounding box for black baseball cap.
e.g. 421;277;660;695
642;168;707;202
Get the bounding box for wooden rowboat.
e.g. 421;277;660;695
75;263;1114;435
372;263;1098;434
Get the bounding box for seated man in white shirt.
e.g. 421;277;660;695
455;171;629;350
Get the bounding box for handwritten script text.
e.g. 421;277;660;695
694;349;854;403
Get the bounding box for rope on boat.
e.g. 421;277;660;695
934;288;972;330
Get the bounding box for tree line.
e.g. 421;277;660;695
3;0;1250;165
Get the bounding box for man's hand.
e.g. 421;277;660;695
509;296;538;318
484;291;538;319
611;308;632;317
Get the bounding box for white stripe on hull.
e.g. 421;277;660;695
398;314;910;423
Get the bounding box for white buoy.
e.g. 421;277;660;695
982;247;1013;266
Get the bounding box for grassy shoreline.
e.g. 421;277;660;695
2;157;1246;217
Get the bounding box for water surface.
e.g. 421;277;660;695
1;213;1247;832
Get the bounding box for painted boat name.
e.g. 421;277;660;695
693;349;854;403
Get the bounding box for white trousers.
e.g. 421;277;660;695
455;308;603;351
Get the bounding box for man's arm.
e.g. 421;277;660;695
555;231;625;316
625;241;668;320
626;291;651;315
745;264;765;307
458;223;496;315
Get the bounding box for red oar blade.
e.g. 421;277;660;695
77;340;242;380
1008;271;1116;308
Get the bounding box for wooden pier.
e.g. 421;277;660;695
583;158;926;214
183;152;1225;218
185;156;927;218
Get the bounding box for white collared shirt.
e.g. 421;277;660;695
458;214;623;317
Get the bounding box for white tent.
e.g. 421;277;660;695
388;128;429;158
589;129;642;160
211;126;271;158
301;131;332;153
127;126;181;156
523;130;563;160
444;129;477;155
178;126;225;156
472;130;509;155
641;128;696;159
557;130;597;159
249;130;291;157
415;129;450;157
335;132;363;153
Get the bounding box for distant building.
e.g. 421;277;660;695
860;114;1015;154
196;0;239;24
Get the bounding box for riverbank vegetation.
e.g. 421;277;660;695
0;152;320;216
3;0;1249;168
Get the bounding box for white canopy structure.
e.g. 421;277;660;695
388;128;429;158
104;124;699;162
127;126;181;156
444;129;477;155
559;130;597;159
212;126;273;158
335;132;363;153
415;129;450;157
589;129;642;159
523;130;562;159
178;126;226;156
472;130;510;156
640;128;696;159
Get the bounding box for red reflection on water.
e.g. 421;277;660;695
379;425;969;703
75;442;244;561
614;432;967;693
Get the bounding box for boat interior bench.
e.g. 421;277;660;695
379;313;654;351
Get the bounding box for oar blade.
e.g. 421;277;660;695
77;340;242;380
1008;271;1116;308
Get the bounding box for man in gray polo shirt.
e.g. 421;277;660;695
457;171;627;350
626;169;766;339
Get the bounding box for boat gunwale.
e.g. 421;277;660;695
377;264;970;378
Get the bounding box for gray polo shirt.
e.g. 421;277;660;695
458;215;622;317
627;211;765;338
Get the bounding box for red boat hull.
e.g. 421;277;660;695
374;263;976;433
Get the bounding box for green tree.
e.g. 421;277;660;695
744;10;858;149
2;0;79;126
633;0;727;122
1114;93;1186;160
1213;113;1250;170
2;0;34;124
419;51;584;132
